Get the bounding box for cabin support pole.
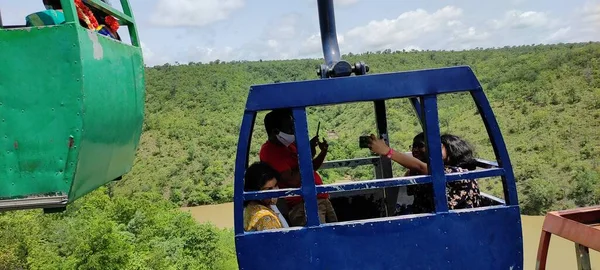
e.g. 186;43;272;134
535;230;551;270
374;100;395;217
575;243;591;270
317;0;341;67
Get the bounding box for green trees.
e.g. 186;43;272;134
0;188;236;270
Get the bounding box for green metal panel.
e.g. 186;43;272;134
0;21;145;204
0;24;83;199
69;26;145;200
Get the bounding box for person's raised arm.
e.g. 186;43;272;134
312;138;328;170
367;134;429;175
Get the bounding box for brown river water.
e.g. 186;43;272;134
181;203;600;269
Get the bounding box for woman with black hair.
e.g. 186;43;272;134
368;133;481;210
243;162;287;231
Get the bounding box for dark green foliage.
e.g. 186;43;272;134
0;188;237;270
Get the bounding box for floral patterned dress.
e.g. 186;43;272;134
243;202;283;232
406;166;482;214
445;166;482;210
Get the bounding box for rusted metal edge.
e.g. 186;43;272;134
536;206;600;270
549;205;600;216
542;210;600;252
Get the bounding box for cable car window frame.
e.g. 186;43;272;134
234;66;518;235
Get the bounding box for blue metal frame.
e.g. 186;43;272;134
243;168;504;200
246;66;481;111
233;112;256;234
292;108;321;227
233;65;523;269
421;95;449;213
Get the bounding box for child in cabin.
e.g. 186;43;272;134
369;133;482;210
243;162;289;232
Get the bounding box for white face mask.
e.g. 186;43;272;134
276;132;295;147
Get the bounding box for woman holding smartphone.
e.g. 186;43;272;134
367;134;482;210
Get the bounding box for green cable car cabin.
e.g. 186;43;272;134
0;0;145;212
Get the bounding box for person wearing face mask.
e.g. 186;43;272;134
243;162;288;232
259;109;337;227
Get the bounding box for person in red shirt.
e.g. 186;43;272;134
259;109;338;226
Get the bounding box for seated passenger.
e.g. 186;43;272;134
368;133;482;210
243;162;287;232
25;0;65;27
88;0;121;40
26;0;120;40
74;0;120;40
259;109;337;226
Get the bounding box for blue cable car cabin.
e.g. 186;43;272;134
234;67;523;270
233;1;523;269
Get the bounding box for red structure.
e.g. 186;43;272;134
536;205;600;270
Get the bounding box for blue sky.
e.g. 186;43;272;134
2;0;599;66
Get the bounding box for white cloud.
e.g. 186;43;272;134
344;6;492;52
581;1;600;26
542;27;572;43
146;2;600;65
569;1;600;40
183;13;320;63
299;33;346;58
141;42;154;59
141;42;172;66
345;6;463;50
266;13;303;40
448;20;490;42
490;10;549;30
151;0;245;27
336;0;359;6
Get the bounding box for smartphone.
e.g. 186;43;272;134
316;122;321;137
359;135;370;148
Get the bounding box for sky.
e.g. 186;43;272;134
2;0;599;66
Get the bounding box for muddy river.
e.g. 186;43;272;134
181;203;599;269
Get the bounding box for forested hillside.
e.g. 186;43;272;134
119;42;600;215
1;42;599;269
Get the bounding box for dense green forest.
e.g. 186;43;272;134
1;42;599;269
